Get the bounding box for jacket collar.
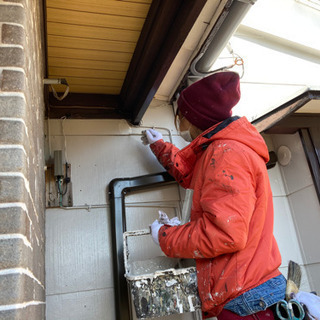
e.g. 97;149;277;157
191;116;240;154
203;116;240;139
173;116;242;187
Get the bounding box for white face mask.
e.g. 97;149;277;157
180;129;193;142
175;113;193;142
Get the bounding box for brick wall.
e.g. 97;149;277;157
0;0;46;319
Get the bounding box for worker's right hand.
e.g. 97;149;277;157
158;210;181;226
141;129;163;145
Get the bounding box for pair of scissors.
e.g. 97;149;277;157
276;299;305;320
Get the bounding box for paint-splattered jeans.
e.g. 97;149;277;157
223;274;286;316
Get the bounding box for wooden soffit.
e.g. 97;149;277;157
46;0;208;123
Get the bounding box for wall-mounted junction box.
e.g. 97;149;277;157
45;161;73;208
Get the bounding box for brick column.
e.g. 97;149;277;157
0;0;46;319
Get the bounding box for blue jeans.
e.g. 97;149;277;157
224;274;286;316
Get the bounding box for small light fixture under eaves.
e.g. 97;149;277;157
277;146;292;166
296;0;320;11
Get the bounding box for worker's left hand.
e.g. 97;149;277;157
150;219;163;245
295;291;320;319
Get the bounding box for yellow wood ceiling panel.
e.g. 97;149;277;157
49;67;126;80
47;35;136;53
51;77;123;95
54;77;124;88
46;22;141;42
46;0;151;18
47;8;144;31
46;0;152;95
47;47;132;63
48;57;129;72
53;84;121;95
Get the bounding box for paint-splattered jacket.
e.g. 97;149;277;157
150;116;282;317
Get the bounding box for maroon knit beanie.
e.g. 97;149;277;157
177;71;241;130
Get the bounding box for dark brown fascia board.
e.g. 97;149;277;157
252;89;320;133
48;93;122;119
282;113;320;128
263;113;320;134
119;0;208;125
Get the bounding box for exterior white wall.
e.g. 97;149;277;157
45;102;198;320
268;133;320;294
264;134;310;292
45;103;318;319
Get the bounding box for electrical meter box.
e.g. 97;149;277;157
123;229;201;319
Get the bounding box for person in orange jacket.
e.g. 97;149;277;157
142;71;286;319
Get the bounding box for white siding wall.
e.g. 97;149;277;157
45;102;198;320
45;103;318;319
269;133;320;293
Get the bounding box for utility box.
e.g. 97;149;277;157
123;229;201;319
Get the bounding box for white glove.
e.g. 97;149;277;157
150;219;163;245
150;211;181;245
295;291;320;320
141;129;163;145
158;210;181;226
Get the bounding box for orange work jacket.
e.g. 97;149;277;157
150;116;282;316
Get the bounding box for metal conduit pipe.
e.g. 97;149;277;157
191;0;256;76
